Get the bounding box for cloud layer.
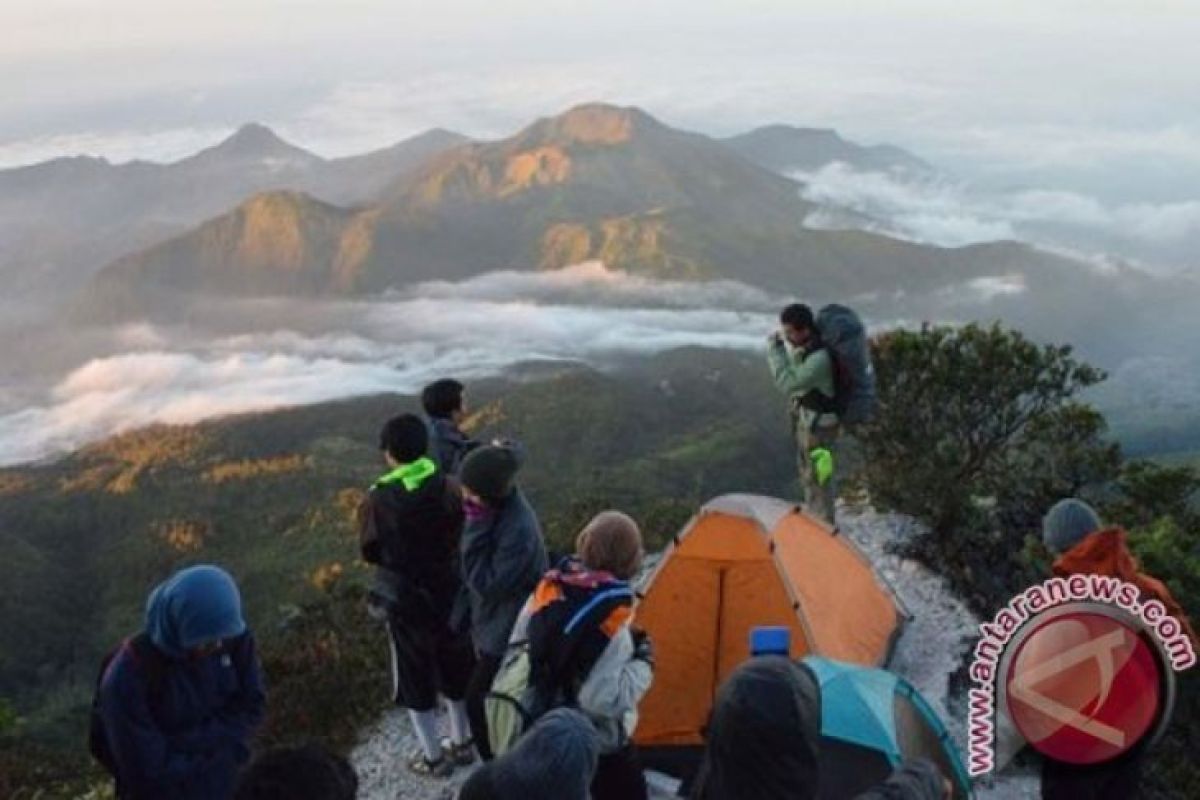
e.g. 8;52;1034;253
797;164;1200;274
0;265;774;466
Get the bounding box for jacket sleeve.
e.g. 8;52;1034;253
99;655;231;794
767;342;829;398
358;493;383;565
853;759;947;800
214;632;267;750
576;627;653;722
463;513;540;604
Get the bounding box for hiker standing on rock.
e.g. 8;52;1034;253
768;304;840;524
1036;498;1198;800
455;441;550;761
359;414;475;777
507;511;655;800
93;565;266;800
767;302;877;526
422;378;481;476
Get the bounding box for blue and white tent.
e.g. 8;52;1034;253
804;656;973;799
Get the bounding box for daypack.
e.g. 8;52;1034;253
485;561;634;756
811;304;877;425
485;640;538;757
88;632;168;776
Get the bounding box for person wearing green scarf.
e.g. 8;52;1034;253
358;413;476;778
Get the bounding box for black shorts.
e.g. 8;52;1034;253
386;615;475;711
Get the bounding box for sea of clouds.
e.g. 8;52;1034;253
0;264;781;466
797;163;1200;275
1;260;1196;467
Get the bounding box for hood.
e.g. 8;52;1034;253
145;564;246;658
1052;528;1138;580
486;708;599;800
694;656;821;800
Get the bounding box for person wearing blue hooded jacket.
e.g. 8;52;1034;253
97;564;266;799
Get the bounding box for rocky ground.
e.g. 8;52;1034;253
349;505;1040;798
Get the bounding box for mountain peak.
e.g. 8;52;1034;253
532;103;661;146
187;123;319;165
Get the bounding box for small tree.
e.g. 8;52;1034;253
0;698;18;738
860;323;1114;544
1106;461;1199;532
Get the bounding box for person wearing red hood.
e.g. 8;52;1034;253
1039;497;1198;799
1044;498;1198;648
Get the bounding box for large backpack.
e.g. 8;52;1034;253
485;562;634;756
814;304;877;425
88;633;168;776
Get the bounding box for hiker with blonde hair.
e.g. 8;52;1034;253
508;510;654;800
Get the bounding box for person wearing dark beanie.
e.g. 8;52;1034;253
453;441;549;760
359;413;475;777
459;445;522;503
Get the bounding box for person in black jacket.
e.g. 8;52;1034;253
422;378;481;476
692;657;949;800
359;414;475;777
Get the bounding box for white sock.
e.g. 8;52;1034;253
408;708;443;762
446;699;471;746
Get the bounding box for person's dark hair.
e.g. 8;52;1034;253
422;379;466;419
780;304;815;331
233;744;358;800
378;413;429;463
692;657;821;800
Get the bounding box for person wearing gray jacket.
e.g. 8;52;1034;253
456;442;549;761
507;511;654;800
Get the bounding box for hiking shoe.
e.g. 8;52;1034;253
440;737;476;766
408;752;454;778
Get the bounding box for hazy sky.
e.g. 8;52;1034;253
4;0;1199;203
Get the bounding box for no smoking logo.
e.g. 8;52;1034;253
1001;604;1170;765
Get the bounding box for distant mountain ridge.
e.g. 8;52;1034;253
78;103;1102;321
0;125;469;301
2;111;952;311
724;125;933;176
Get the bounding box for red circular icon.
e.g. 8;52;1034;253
1004;608;1163;765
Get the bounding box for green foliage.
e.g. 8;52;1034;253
0;348;799;794
860;323;1112;541
861;324;1198;798
0;698;19;737
1125;515;1200;799
1106;460;1199;531
257;584;389;753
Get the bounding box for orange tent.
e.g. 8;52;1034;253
634;494;906;749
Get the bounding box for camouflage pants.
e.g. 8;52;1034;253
792;413;840;526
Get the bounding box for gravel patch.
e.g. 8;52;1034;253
839;505;1040;799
